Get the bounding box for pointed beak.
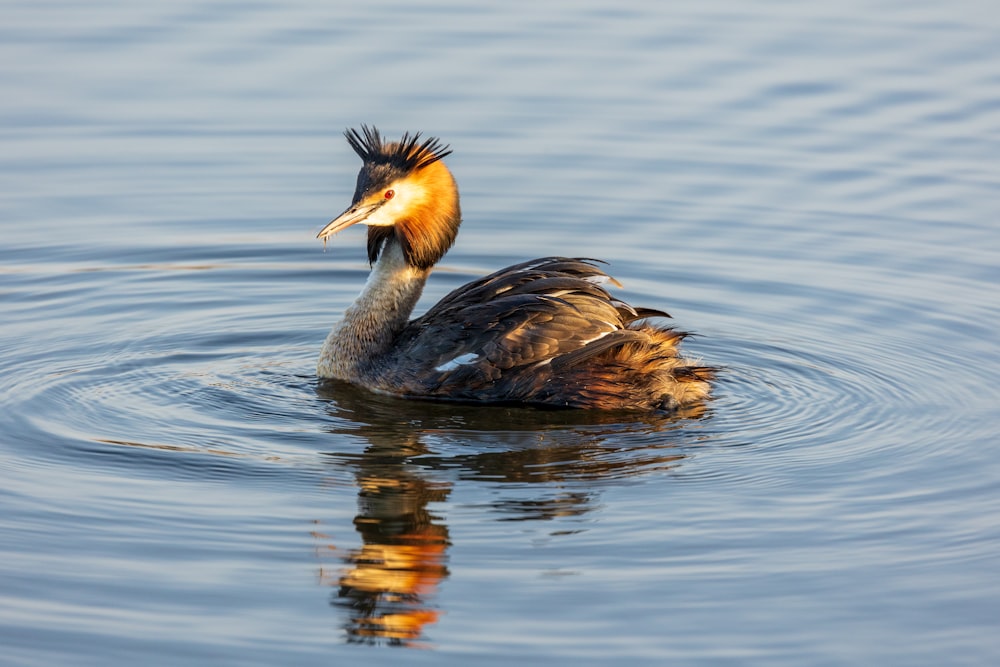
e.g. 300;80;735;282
316;200;384;241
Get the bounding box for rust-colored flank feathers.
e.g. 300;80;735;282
316;126;714;411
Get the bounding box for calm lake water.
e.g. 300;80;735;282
2;1;999;665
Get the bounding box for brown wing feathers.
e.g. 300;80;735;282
395;257;713;408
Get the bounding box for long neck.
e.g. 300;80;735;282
318;238;430;381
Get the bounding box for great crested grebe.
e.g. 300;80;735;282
316;126;713;411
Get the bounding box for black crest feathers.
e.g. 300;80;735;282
344;125;452;173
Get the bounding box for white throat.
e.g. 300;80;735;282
317;240;429;381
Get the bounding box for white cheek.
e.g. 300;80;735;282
364;182;424;226
363;204;398;227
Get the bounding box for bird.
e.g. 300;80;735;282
316;126;713;411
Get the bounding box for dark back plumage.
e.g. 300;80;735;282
387;257;714;410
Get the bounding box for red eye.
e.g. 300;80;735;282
384;189;395;200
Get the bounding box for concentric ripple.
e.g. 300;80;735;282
3;245;986;498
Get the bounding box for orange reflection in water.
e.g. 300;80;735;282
314;380;709;646
317;465;450;647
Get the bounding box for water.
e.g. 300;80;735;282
2;1;999;664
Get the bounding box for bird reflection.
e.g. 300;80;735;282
315;431;450;647
314;379;709;646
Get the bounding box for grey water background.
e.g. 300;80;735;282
2;0;999;664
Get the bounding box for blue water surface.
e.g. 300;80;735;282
1;1;999;665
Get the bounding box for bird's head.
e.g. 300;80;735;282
318;126;461;270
